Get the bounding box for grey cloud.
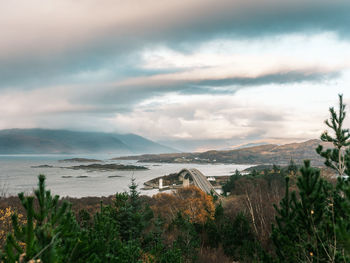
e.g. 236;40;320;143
0;0;349;89
194;71;339;88
0;0;348;144
0;50;143;89
251;112;284;122
75;68;340;111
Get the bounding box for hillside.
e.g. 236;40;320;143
0;129;175;154
115;139;328;166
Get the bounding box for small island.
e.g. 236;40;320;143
59;158;103;163
66;163;149;171
31;165;54;168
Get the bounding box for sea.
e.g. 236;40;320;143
0;154;253;198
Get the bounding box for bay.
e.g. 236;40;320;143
0;154;253;197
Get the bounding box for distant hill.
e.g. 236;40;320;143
0;129;176;154
223;142;269;150
115;139;328;166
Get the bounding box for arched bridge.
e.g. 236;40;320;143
178;168;219;196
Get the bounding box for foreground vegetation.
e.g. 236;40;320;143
1;95;350;262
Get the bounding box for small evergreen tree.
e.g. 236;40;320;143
1;175;75;263
221;213;260;262
271;176;298;262
272;164;281;174
251;169;259;177
287;158;298;176
316;94;350;177
115;178;153;242
74;203;141;263
271;161;339;262
71;178;151;263
222;170;241;195
271;95;350;262
315;94;350;258
171;213;200;263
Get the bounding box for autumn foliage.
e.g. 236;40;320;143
0;207;26;249
151;186;215;225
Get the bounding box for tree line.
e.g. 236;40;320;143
0;94;350;262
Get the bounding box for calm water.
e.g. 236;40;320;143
0;154;253;197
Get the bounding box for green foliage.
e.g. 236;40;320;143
199;201;267;262
251;169;259;177
74;204;142;263
271;177;297;261
73;178;156;263
143;216;183;263
222;167;285;198
316;94;350;176
221;213;260;261
1;174;76;263
272;164;280;173
77;208;91;228
0;175;189;263
115;178;154;242
170;213;200;263
287;158;298;176
272;160;350;262
270;95;350;262
222;170;241;195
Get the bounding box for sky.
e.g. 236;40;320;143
1;0;350;151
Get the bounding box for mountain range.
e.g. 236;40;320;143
116;139;329;166
0;129;176;154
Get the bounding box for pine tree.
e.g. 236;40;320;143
221;213;259;261
271;176;298;262
315;94;350;259
271;95;350;262
222;170;241;195
115;178;153;242
316;94;350;177
287;158;298;176
171;213;200;263
1;175;75;263
272;161;340;262
251;169;259;177
272;164;280;173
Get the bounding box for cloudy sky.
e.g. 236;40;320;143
1;0;350;151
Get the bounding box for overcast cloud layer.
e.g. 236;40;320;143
1;0;350;151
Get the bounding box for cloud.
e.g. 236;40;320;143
191;71;339;88
75;32;349;107
1;0;350;89
1;0;350;149
77;61;342;107
0;32;345;128
108;93;303;141
0;78;348;151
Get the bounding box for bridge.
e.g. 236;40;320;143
178;168;219;196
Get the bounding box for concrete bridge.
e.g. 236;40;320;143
177;168;219;196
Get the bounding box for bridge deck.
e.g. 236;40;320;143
180;168;219;196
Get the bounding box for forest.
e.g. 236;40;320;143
1;94;350;263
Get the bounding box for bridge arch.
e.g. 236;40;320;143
178;168;218;196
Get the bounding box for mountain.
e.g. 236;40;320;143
116;139;328;166
223;142;270;150
0;129;176;154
